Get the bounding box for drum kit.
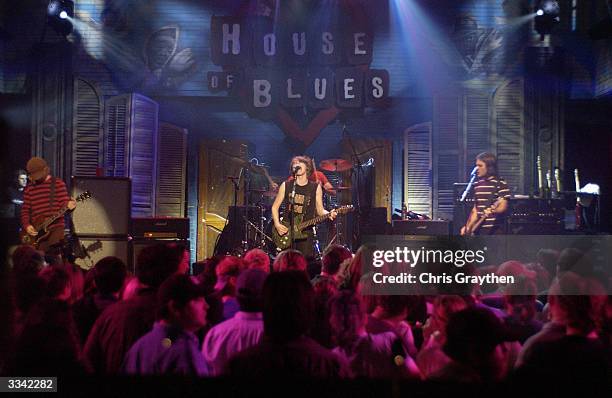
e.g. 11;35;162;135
215;158;356;257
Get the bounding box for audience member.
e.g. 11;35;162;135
214;256;244;320
7;297;85;375
430;307;511;382
310;275;339;348
536;248;559;280
84;243;187;373
516;272;604;367
516;273;609;382
335;246;369;292
330;290;421;379
226;271;349;378
557;248;593;278
243;248;271;273
417;295;468;378
11;247;46;321
122;275;209;376
366;295;419;357
39;265;72;302
203;269;267;375
272;249;307;272
73;256;127;344
312;244;352;286
502;277;542;344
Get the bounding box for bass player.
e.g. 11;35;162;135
461;152;511;235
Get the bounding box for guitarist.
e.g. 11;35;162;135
20;157;76;255
272;156;337;258
460;152;511;236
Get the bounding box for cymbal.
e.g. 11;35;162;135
319;158;352;172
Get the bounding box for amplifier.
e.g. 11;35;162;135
508;198;564;223
131;217;189;240
392;220;451;236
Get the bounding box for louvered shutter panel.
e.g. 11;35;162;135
465;95;490;177
404;122;432;217
156;122;187;217
104;95;129;177
72;77;103;176
129;94;158;217
494;79;524;194
104;93;159;217
434;96;461;219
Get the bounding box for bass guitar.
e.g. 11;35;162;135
463;197;504;236
21;191;92;249
272;205;354;251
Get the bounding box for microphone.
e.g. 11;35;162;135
292;166;300;174
470;166;478;176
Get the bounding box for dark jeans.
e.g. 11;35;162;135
293;234;314;259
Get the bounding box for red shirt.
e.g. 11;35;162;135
21;176;70;230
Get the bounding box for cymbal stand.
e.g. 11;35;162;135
242;213;273;246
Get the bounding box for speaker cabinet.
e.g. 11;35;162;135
73;237;131;271
132;239;190;272
71;177;131;237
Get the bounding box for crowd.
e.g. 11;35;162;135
2;242;610;386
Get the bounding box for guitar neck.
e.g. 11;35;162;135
40;204;69;230
298;213;329;229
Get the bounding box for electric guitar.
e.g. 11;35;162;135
463;197;504;236
21;191;92;249
574;169;582;229
272;205;354;251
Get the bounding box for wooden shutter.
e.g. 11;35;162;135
156;122;187;217
104;95;129;177
128;94;158;217
72;77;103;176
104;93;159;217
464;95;490;176
493;79;524;194
434;96;461;219
404;122;432;217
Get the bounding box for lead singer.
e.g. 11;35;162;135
271;156;337;258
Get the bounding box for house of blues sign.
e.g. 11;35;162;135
207;14;389;147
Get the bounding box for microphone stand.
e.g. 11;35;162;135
460;172;477;202
343;125;363;248
289;169;298;250
231;167;243;255
243;167;251;255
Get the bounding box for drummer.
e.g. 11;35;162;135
247;159;279;205
287;156;336;195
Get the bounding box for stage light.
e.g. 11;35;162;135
534;0;560;39
47;0;74;36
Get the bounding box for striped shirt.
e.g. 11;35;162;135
21;176;70;230
474;176;511;230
